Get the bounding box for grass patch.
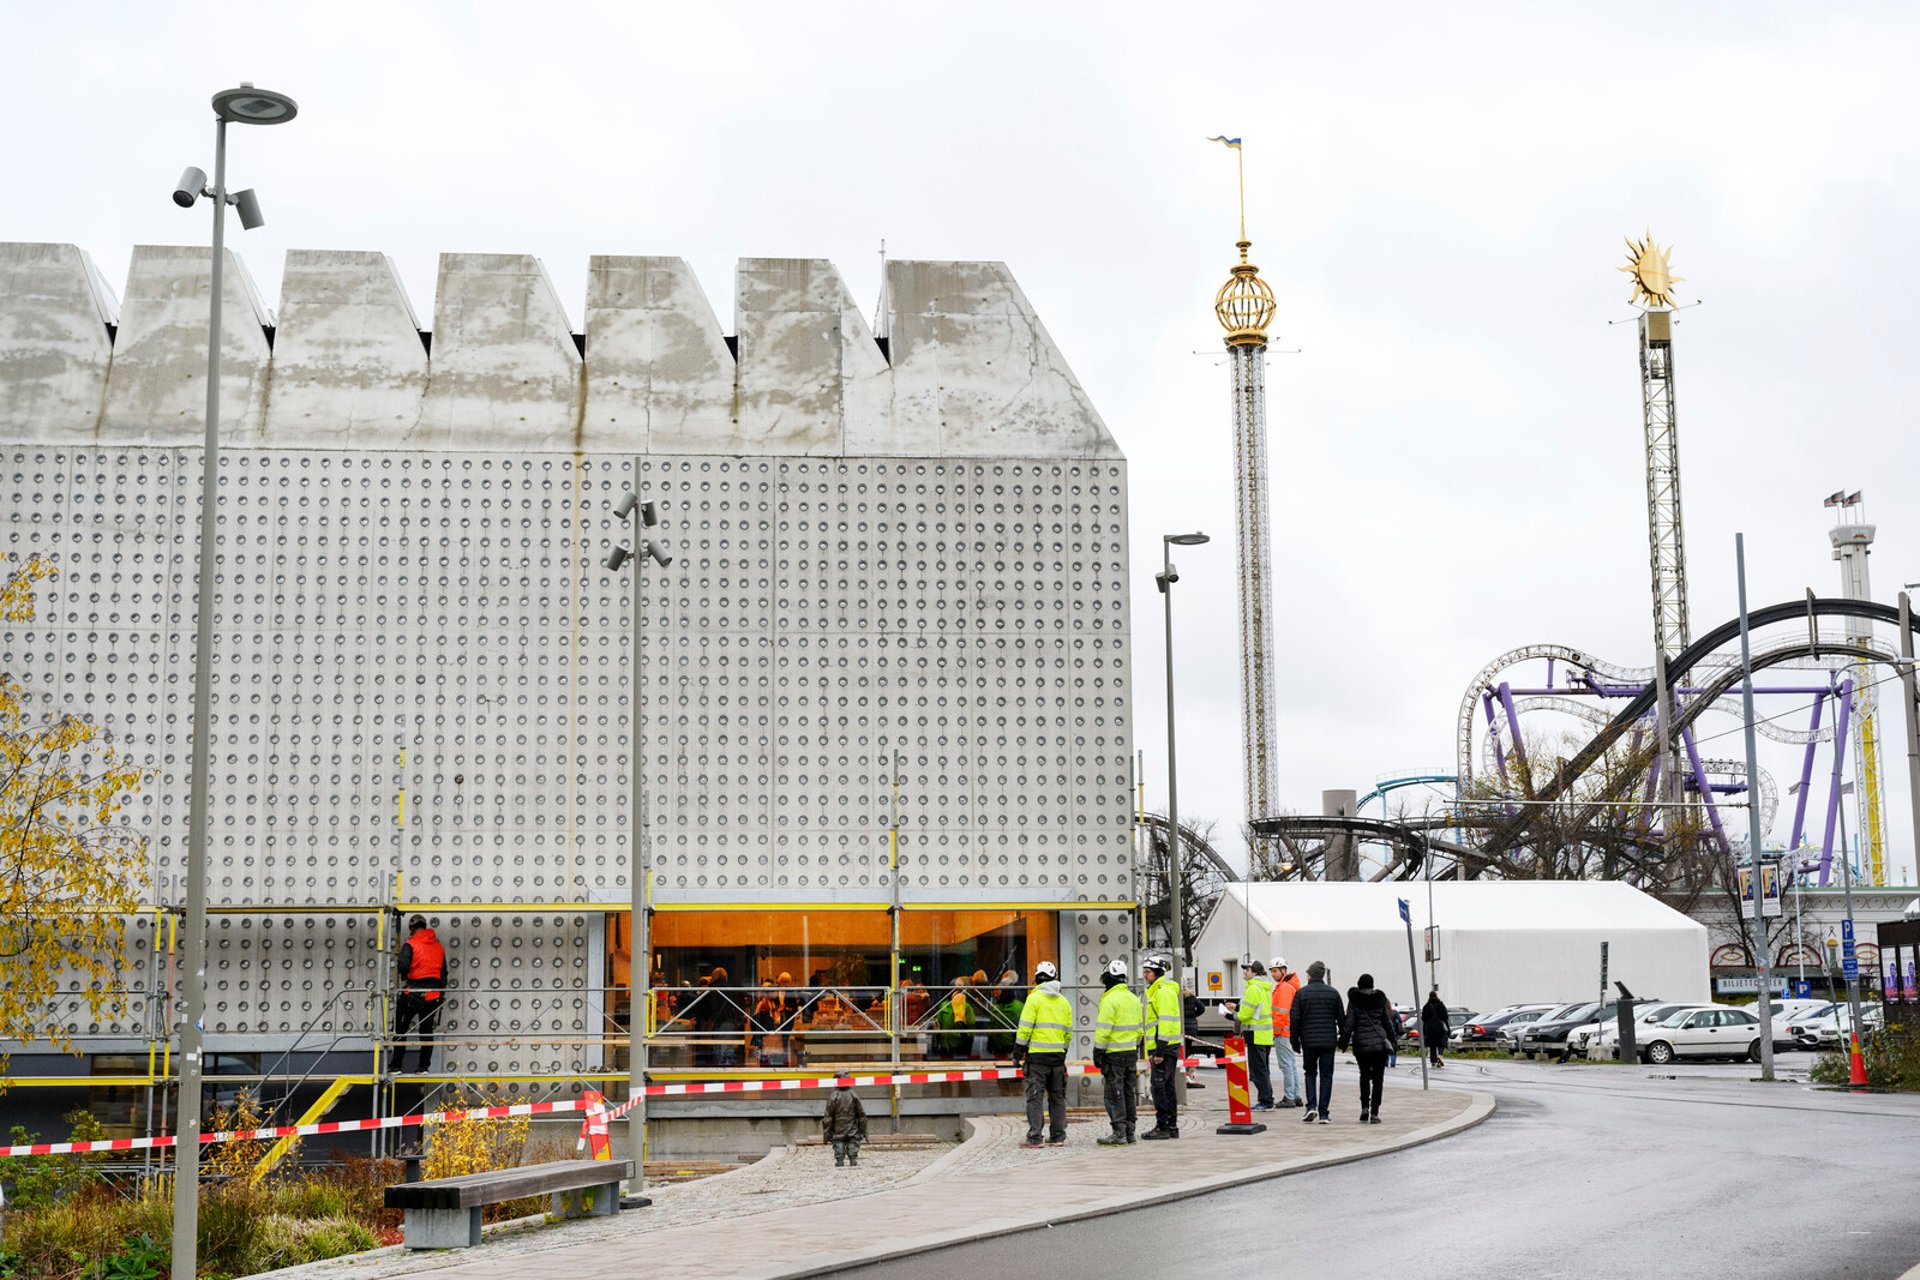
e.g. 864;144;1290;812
1809;1030;1920;1091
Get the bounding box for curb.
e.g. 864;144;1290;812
773;1087;1496;1279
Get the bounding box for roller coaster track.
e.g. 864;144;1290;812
1479;598;1920;857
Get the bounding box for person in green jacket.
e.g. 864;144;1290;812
1014;961;1072;1146
1232;959;1277;1110
1092;959;1144;1145
1141;955;1184;1139
991;970;1024;1058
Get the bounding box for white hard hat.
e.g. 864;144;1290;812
1270;957;1288;972
1104;959;1129;978
1142;954;1169;974
1034;960;1059;980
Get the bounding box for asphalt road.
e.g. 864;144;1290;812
829;1057;1920;1280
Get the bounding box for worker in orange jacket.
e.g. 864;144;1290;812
394;914;448;1074
1269;957;1303;1108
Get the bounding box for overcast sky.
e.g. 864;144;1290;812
5;3;1916;882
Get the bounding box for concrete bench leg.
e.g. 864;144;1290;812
404;1206;481;1249
551;1182;621;1219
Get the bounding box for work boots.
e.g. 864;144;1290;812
1097;1128;1127;1146
1125;1123;1137;1144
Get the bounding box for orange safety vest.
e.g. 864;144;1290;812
404;929;447;1001
1270;973;1301;1038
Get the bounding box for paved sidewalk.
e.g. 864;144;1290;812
271;1070;1489;1280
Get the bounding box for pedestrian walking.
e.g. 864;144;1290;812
822;1084;867;1167
1422;989;1450;1069
1288;961;1344;1124
1269;958;1303;1107
1140;955;1183;1139
1231;959;1277;1110
1341;974;1397;1124
393;914;447;1074
1013;960;1072;1147
1092;959;1143;1145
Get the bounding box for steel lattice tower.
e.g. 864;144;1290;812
1638;307;1690;658
1212;139;1281;833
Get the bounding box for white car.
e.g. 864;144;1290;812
1637;1006;1766;1064
1790;1004;1883;1049
1501;1003;1586;1054
1580;1002;1714;1059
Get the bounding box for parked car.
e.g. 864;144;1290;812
1401;1006;1472;1046
1504;1003;1588;1054
1791;1004;1884;1049
1457;1005;1558;1046
1637;1006;1767;1064
1581;1002;1715;1059
1518;1002;1609;1058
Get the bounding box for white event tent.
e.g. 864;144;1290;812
1189;880;1710;1013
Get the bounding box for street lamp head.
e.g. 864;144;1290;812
614;491;639;519
606;544;632;571
212;83;299;125
1166;532;1210;546
643;539;673;568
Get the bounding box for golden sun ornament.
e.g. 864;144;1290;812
1620;230;1683;309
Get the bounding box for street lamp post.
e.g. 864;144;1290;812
170;82;297;1280
607;492;670;1203
1156;531;1208;1105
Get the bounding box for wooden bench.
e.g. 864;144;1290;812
384;1159;635;1249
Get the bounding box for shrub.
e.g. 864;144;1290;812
0;1111;108;1213
1810;1028;1920;1090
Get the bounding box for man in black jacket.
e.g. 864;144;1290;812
1288;961;1345;1124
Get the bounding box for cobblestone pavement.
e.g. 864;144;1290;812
261;1069;1489;1280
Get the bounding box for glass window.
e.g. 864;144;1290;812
614;907;1063;1070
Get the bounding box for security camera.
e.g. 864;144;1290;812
1155;569;1177;593
172;166;208;208
232;188;265;230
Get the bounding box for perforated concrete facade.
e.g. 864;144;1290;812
0;244;1134;1070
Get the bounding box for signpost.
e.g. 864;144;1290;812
1400;899;1428;1091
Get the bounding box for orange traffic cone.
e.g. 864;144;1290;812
1847;1035;1869;1089
1215;1036;1267;1136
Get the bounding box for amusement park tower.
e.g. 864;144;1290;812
1211;139;1281;833
1828;491;1889;885
1620;232;1690;660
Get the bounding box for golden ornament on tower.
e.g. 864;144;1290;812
1620;230;1683;309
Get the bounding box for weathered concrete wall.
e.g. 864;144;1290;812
99;245;274;444
0;245;1116;457
266;249;426;445
0;243;117;441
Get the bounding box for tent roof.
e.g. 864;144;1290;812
1220;880;1705;935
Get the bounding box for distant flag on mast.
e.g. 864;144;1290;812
1824;491;1846;507
1208;135;1243;149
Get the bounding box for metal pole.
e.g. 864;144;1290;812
1837;785;1865;1067
171;114;226;1280
1900;592;1920;887
626;513;649;1202
1403;907;1428;1091
889;750;903;1132
1734;533;1776;1080
1161;538;1187;1106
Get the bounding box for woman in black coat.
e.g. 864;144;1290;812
1341;974;1398;1124
1421;990;1450;1068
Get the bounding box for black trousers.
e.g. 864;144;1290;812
1024;1053;1068;1141
1149;1047;1180;1131
1355;1049;1389;1115
393;992;442;1073
1245;1039;1274;1106
1101;1050;1138;1133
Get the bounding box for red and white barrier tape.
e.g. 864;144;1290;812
0;1097;591;1159
6;1054;1247;1158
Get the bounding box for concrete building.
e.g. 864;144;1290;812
0;242;1136;1143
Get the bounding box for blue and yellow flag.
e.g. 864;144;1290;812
1208;135;1242;149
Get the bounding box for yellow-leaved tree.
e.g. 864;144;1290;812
1;553;150;1080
